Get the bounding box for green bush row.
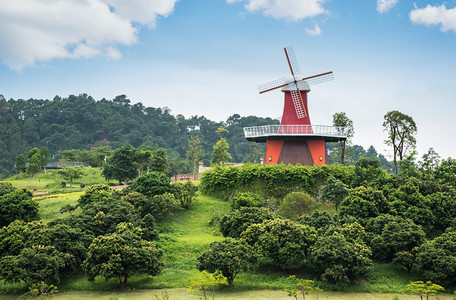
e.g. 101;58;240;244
200;164;355;200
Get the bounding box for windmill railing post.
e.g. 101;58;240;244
243;125;348;139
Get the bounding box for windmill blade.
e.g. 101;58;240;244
258;77;291;94
290;85;307;119
284;46;300;76
302;71;334;86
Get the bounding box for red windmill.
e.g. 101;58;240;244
244;46;347;165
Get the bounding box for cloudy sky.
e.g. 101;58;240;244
1;0;456;160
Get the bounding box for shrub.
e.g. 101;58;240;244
0;188;38;227
277;191;316;220
129;171;171;199
78;184;113;209
220;207;274;238
197;238;258;285
172;181;198;209
231;192;262;209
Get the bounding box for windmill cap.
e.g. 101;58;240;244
281;80;311;92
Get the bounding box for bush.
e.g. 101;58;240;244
220;207;274;238
78;184;113;209
129;171;171;199
172;181;198;209
310;232;372;284
231;192;262;209
0;188;38;227
277;191;316;220
197;238;258;285
241;218;317;268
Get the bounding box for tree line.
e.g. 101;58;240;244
0;93;277;178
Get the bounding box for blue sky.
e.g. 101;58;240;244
1;0;456;161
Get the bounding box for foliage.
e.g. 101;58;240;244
185;136;204;180
26;281;58;299
187;271;228;300
129;171;171;199
0;186;38;227
277;191;316;220
149;193;179;221
82;223;163;288
393;250;416;272
310;231;372;284
150;148;170;175
15;154;26;175
284;276;322;300
231;192;262;209
405;281;444;300
415;230;456;286
58;166;84;188
28;152;42;180
0;245;71;287
365;214;426;261
339;186;389;225
299;210;337;235
200;164;354;200
210;137;232;166
77;184;113;209
220;206;274;238
102;144;138;184
383;110;417;174
197;238;258;285
331;112;354;164
321;176;349;212
434;157;456;188
172;180;198;209
241;218;317;268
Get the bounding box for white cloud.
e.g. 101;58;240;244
227;0;327;21
0;0;179;71
305;24;322;36
410;4;456;32
376;0;399;14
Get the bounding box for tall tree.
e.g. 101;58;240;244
15;154;26;175
185;136;203;179
149;148;170;175
332;112;354;165
40;147;50;173
58;166;84;188
383;110;417;174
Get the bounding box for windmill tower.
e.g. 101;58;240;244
244;47;347;165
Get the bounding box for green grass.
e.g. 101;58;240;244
37;192;83;222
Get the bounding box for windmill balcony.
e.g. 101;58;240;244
243;125;348;142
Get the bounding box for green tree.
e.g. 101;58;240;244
186;136;203;180
277;191;316;220
187;271;228;300
0;245;70;288
310;232;372;284
284;276;322;300
172;181;198;209
129;171;171;199
149;148;170;175
0;188;38;227
40;147;50;173
82;223;163;288
321;176;349;212
419;148;440;176
405;281;444;300
136;148;152;176
241;218;317;268
102;144;138;184
332;112;354;165
78;184;113;209
393;250;416;272
220;207;274;238
15;154;26;175
28;152;42;182
58;166;84;188
197;238;258;285
211;138;232;166
383;110;417;174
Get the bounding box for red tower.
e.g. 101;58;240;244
244;47;347;166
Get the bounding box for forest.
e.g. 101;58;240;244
0;93;391;178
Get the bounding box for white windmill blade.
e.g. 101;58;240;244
284;46;300;76
302;71;334;86
258;77;291;94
